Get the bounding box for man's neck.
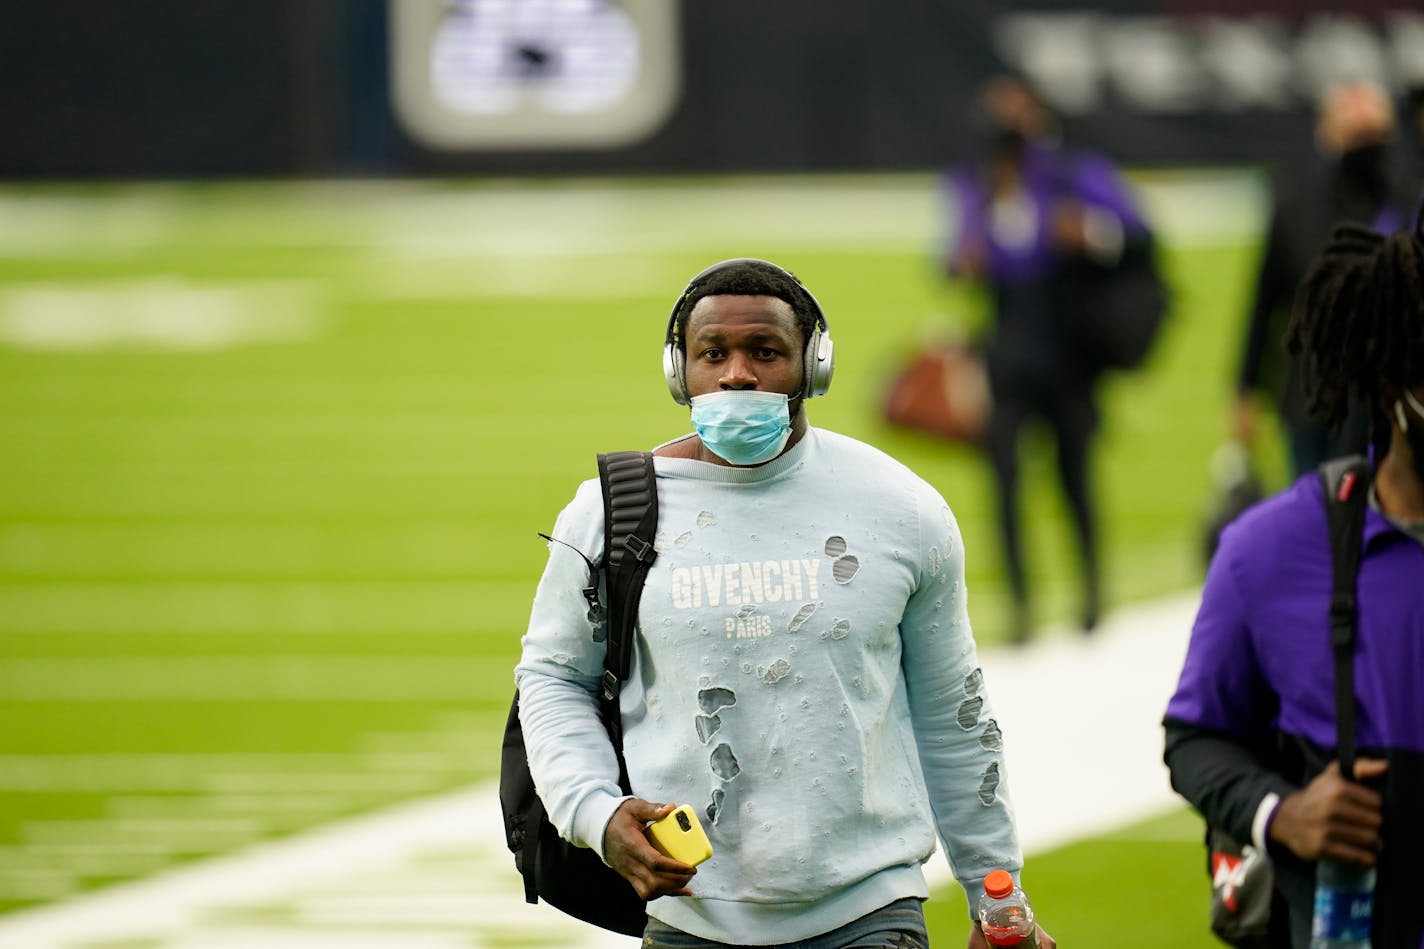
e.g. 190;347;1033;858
1374;443;1424;523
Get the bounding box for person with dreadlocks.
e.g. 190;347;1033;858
1162;221;1424;948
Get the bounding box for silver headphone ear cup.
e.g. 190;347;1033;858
802;329;820;400
801;329;834;399
811;333;835;398
663;343;689;406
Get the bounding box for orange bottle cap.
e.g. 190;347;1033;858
984;869;1014;899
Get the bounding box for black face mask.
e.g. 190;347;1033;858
990;126;1027;160
1338;142;1389;191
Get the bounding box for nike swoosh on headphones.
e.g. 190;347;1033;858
662;258;835;406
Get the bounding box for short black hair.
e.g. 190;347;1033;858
673;260;819;353
1286;222;1424;456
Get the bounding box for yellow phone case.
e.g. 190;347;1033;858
646;804;713;866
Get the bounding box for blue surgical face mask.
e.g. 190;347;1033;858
689;390;792;465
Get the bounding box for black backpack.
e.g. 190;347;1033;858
1044;151;1172;374
500;451;659;937
1061;228;1171;373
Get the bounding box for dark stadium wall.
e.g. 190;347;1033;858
0;0;1420;177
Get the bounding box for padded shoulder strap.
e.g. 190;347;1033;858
1317;454;1370;780
597;451;659;699
596;451;657;795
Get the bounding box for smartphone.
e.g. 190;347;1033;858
646;804;713;866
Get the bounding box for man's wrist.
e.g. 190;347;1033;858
1254;791;1282;852
575;791;631;861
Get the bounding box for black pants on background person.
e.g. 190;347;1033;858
982;361;1099;643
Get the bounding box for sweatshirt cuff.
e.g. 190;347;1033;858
572;790;632;862
1252;792;1281;853
960;870;1020;922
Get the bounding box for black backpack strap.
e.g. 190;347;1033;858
1318;454;1371;780
596;450;659;790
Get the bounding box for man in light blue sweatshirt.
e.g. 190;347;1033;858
516;259;1054;949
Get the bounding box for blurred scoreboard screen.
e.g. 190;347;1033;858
390;0;681;151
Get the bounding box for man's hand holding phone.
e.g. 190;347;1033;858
604;799;708;900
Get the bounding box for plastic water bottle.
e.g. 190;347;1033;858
1310;860;1375;948
978;869;1038;948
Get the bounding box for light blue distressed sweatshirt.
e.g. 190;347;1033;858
515;427;1022;944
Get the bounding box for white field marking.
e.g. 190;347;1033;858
1131;170;1265;248
0;174;1262;283
0;592;1200;948
1;844;168;882
349;173;1263;300
0;278;322;351
0;784;638;949
112;794;354;819
965;591;1199;862
356;173;1260;261
0;753;393;792
22;819;262;847
0;656;505;702
200;772;443;795
0;869;74;903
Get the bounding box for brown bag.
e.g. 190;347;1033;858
882;342;989;443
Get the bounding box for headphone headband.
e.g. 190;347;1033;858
662;258;834;405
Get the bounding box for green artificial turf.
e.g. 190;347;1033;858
0;174;1267;940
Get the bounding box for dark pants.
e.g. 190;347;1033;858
983;368;1099;638
641;897;928;949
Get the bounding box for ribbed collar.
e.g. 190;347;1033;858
652;427;815;484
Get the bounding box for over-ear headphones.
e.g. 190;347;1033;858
662;258;835;406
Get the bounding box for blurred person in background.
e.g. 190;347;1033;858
1403;83;1424;204
1233;78;1409;480
1164;221;1424;948
517;259;1055;949
940;73;1153;643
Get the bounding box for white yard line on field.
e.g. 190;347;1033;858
0;592;1200;949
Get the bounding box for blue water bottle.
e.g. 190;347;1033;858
1309;859;1375;949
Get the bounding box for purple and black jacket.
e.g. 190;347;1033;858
1164;471;1424;948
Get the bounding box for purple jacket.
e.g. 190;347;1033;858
1164;471;1424;948
942;143;1147;285
1166;474;1424;752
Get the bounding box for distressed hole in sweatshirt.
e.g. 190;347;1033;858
957;696;983;730
695;714;722;743
964;668;984;697
710;743;741;781
824;535;847;557
979;719;1003;752
831;555;860;584
977;761;1000;806
707;788;725;825
757;659;791;685
698;686;736;715
789;602;817;632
